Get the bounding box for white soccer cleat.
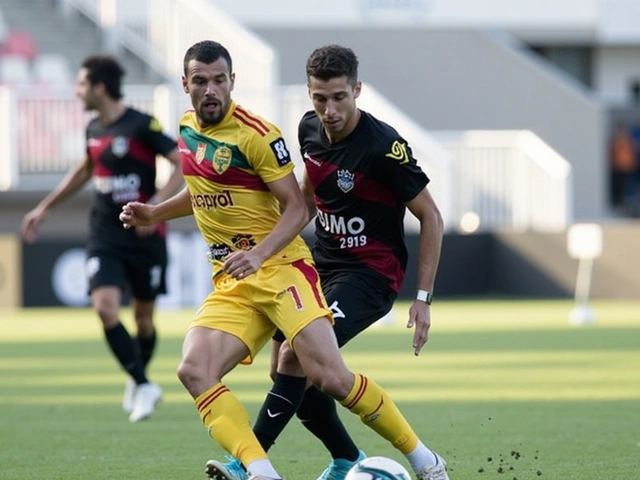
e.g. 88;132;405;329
122;377;136;413
417;453;450;480
128;382;162;422
247;476;284;480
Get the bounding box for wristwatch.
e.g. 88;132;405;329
416;290;433;305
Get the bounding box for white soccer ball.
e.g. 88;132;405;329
345;456;412;480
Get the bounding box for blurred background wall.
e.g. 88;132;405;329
1;0;639;306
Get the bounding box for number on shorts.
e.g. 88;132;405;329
286;285;304;311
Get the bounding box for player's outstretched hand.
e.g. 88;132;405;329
21;207;48;244
119;202;156;229
407;300;432;356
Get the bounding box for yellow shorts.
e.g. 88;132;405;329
190;258;333;364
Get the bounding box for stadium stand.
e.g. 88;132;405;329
1;30;38;61
32;53;73;89
0;54;32;86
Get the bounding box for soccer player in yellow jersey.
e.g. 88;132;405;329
120;40;448;480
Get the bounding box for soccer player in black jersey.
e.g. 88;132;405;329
20;55;183;423
213;45;449;480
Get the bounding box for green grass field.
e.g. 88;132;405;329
1;299;638;480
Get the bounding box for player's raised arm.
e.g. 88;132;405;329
120;186;192;229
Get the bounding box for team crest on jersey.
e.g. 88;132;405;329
195;143;207;164
336;169;355;193
213;145;233;174
232;234;256;251
111;136;129;157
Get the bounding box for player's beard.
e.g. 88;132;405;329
198;97;227;126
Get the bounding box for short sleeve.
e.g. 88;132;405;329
138;115;178;157
245;128;295;183
375;137;429;203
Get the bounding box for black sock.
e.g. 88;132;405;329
104;323;148;385
253;373;308;451
135;331;157;369
297;386;360;461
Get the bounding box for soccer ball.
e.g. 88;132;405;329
345;456;412;480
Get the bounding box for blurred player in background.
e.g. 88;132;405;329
119;40;447;480
21;54;183;423
214;44;448;480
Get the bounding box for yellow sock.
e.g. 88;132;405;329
340;374;419;454
196;383;267;465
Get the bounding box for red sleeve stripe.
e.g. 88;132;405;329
233;112;269;137
197;385;230;412
344;374;368;410
235;106;270;132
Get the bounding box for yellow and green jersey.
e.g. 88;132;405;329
178;100;312;275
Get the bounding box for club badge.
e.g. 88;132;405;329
336;169;355;193
213;145;233;174
111;136;129;157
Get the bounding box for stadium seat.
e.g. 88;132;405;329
33;53;73;88
0;54;33;86
2;31;38;61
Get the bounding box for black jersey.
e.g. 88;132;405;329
299;110;429;292
85;108;177;247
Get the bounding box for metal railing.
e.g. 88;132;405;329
433;130;572;232
59;0;278;117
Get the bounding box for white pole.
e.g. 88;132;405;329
0;86;18;190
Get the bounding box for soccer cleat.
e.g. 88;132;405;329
122;377;136;413
316;450;366;480
247;477;284;480
417;453;450;480
128;382;162;422
205;457;248;480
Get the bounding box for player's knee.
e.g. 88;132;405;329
277;344;304;376
176;359;201;390
93;302;118;326
134;314;154;336
306;370;351;400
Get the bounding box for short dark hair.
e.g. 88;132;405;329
306;45;359;86
183;40;233;76
81;55;125;100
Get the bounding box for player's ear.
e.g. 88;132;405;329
229;72;235;92
353;80;362;100
182;76;189;94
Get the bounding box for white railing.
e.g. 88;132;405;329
0;85;572;232
433;130;572;232
60;0;278;118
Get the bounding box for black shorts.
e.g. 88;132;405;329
273;272;396;347
86;240;167;301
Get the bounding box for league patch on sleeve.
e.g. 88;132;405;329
385;140;409;165
149;117;163;132
270;138;292;166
